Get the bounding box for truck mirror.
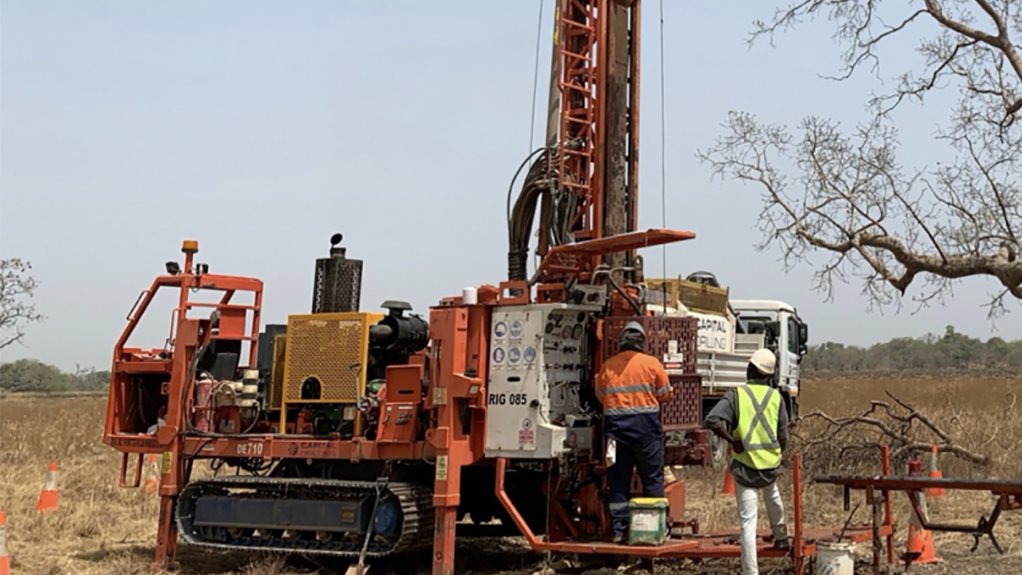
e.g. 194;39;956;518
766;321;780;345
798;323;809;355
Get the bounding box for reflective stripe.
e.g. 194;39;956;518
740;386;780;450
603;384;656;395
605;405;660;416
656;384;672;397
609;502;629;511
597;351;670;415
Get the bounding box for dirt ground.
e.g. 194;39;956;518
1;376;1019;575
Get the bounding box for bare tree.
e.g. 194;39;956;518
795;390;994;476
699;0;1022;316
0;258;43;350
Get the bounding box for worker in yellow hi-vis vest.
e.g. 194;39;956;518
704;348;790;575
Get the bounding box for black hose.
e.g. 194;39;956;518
508;149;555;280
595;268;643;315
506;147;549;233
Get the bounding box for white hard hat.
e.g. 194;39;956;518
622;321;646;338
750;348;776;375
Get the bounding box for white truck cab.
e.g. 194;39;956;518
731;299;808;403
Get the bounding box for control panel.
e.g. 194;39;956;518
485;303;597;459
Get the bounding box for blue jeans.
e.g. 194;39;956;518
607;436;665;536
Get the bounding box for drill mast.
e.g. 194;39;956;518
512;0;656;292
553;0;640;252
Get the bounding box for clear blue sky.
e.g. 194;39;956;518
2;1;1018;371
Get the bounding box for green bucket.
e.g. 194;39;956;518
627;497;668;546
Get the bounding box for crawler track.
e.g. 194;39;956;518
176;476;433;557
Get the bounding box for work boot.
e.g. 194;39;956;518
773;536;791;550
612;532;626;545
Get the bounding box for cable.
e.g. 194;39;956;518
658;0;669;308
529;0;545;152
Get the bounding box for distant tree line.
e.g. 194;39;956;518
802;326;1022;376
0;359;110;393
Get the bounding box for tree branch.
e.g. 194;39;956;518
702;2;1022;316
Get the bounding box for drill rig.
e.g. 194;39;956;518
104;2;715;574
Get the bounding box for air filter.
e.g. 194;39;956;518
312;234;363;313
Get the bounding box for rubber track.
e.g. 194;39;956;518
176;476;434;558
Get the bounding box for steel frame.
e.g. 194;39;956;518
493;453;891;574
104;245;264;568
815;473;1022;565
533;228;695;282
555;0;601;247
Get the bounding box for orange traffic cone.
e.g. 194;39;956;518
721;446;736;495
926;445;946;498
906;522;941;564
143;454;160;495
721;465;735;495
36;463;60;512
0;511;10;575
905;459;941;565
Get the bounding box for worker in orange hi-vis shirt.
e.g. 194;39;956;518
595;321;673;543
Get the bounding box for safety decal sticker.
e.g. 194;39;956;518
492;347;506;363
508;347;521;364
518;418;535;448
523;346;536;363
494;321;507;338
509;320;523;338
435;455;449;481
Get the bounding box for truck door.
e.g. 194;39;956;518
779;313;802;392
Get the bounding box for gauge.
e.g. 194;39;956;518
545;322;554;334
572;324;583;339
576;312;585;322
561;325;572;339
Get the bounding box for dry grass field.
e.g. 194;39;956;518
1;376;1019;575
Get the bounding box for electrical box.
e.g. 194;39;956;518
484;303;598;459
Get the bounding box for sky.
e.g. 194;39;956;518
1;1;1019;371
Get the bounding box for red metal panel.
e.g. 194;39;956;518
215;306;247;339
377;364;423;443
662;374;701;430
602;315;700;429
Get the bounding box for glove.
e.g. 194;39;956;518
730;439;745;455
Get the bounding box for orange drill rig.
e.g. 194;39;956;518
103;2;718;574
